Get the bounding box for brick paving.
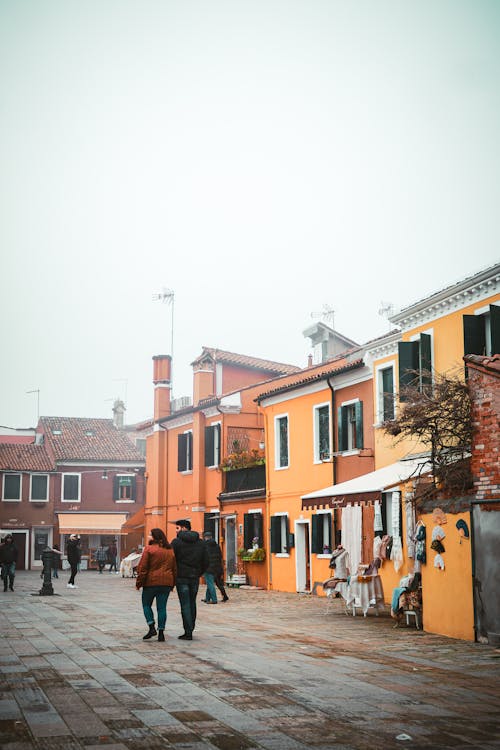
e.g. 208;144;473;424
0;571;499;750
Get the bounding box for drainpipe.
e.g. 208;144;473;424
262;406;272;590
326;376;337;543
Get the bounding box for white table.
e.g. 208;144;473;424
344;575;385;617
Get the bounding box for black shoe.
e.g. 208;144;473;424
222;595;229;601
158;630;165;642
178;633;192;640
143;625;157;640
9;585;13;591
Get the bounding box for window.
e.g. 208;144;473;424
398;332;432;400
113;474;136;502
338;401;363;451
177;431;193;472
135;438;147;457
275;415;289;469
3;473;21;501
34;528;51;560
314;403;330;461
376;364;395;422
204;423;221;467
30;474;49;502
243;511;263;548
62;473;80;502
270;514;291;554
311;512;333;554
463;305;500;358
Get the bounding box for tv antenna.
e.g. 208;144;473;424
26;389;40;423
311;304;335;329
378;301;394;330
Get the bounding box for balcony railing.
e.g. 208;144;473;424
223;465;266;494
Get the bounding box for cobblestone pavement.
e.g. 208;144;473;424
0;571;499;750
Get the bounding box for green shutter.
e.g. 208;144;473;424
463;314;485;356
419;333;432;391
177;434;187;472
355;401;364;449
398;341;420;400
243;513;251;549
311;515;321;553
338;406;348;452
270;516;281;553
215;424;221;465
187;432;193;471
490;305;500;355
204;426;214;467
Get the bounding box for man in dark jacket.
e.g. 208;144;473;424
202;532;229;604
0;534;18;592
66;535;81;588
171;520;209;640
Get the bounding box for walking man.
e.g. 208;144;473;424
0;534;18;592
171;520;209;640
202;532;229;603
95;544;108;573
66;534;81;588
107;539;119;573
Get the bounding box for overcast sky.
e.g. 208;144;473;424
1;0;499;428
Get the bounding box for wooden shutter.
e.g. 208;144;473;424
270;516;281;553
243;513;251;549
311;514;322;553
204;426;214;467
130;475;136;502
113;476;119;500
490;305;500;355
398;341;419;400
338;406;348;452
463;314;485;356
419;333;432;391
187;432;193;471
177;434;187;472
355;401;364;449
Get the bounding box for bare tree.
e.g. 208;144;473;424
383;369;472;500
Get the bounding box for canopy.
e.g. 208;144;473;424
121;507;144;532
57;513;129;535
301;458;431;509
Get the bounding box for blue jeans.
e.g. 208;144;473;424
141;585;172;630
204;573;218;603
176;580;199;636
2;562;15;588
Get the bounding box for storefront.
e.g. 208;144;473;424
57;512;129;570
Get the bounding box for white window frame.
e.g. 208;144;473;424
115;473;135;503
375;361;396;425
178;429;193;474
30;473;49;502
2;473;22;502
315;509;333;557
274;413;289;470
61;473;81;502
206;421;221;469
273;512;290;557
313;402;331;463
339;397;360;452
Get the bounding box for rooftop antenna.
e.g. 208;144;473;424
112;378;128;405
152;287;175;398
378;301;394;331
26;389;40;423
311;304;335;329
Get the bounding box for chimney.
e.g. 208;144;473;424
153;355;172;420
307;354;313;368
193;359;215;406
112;399;126;429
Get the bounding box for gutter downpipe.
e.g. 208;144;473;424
262;405;272;590
326;376;337;539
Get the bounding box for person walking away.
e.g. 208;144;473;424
171;519;209;640
95;544;108;574
107;540;119;573
51;544;62;578
66;535;81;588
136;528;176;642
202;532;228;603
0;534;18;592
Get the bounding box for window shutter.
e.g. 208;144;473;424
311;514;321;553
463;314;485;356
338;406;348;452
490;305;500;355
177;434;187;472
381;494;388;537
204;426;214;467
243;513;251;549
270;516;281;553
187;432;193;471
130;475;136;501
419;333;432;391
215;424;221;466
326;514;332;549
398;341;419;400
355;401;364;449
256;513;263;547
284;516;290;550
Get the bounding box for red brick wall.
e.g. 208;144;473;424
468;366;500;501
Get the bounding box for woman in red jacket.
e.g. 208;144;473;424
136;528;177;642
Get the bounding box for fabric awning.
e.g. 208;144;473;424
57;513;129;535
121;507;144;532
301;458;431;509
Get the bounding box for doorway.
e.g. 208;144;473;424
225;516;237;578
1;530;29;570
295;520;311;592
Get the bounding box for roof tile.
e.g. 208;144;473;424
39;417;145;463
0;444;53;471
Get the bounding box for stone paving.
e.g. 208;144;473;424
0;571;499;750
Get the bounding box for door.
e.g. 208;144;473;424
6;531;28;570
472;504;500;644
295;521;311;592
225;516;237;578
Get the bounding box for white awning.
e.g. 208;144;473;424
301;458;431;507
57;513;129;535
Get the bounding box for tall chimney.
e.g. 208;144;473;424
112;399;126;429
307;354;313;368
153;355;172;420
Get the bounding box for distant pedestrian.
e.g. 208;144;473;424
51;544;62;578
202;532;229;604
171;520;209;640
66;535;81;588
0;534;18;592
136;528;177;642
107;540;119;573
95;544;108;574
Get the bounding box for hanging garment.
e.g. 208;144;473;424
432;525;446;542
434;553;445;570
406;499;416;559
341;505;362;575
373;535;383;559
390;491;403;572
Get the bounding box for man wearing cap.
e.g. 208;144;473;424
171;520;209;640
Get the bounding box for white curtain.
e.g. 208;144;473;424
341;504;362;575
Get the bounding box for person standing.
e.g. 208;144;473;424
171;520;209;640
95;544;108;574
136;528;176;642
107;540;118;573
0;534;18;592
202;532;229;604
51;544;62;578
66;534;81;588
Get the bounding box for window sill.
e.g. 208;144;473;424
61;499;81;503
179;470;193;476
115;499;134;503
275;553;290;558
339;449;360;457
2;498;21;502
317;554;332;559
274;465;289;471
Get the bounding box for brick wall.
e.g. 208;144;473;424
467;361;500;501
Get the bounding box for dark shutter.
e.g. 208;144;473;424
284;516;290;551
355;401;364;449
177;433;187;472
419;333;432;391
270;516;281;553
243;513;251;549
113;476;119;500
490;305;500;355
130;475;136;502
380;494;388;537
325;514;332;550
187;432;193;471
338;406;348;452
255;513;263;547
463;314;485;356
204;426;214;467
311;514;322;553
215;424;221;465
398;341;419;400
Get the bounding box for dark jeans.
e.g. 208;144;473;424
204;573;218;603
176;580;199;636
68;562;78;585
2;562;15;589
141;585;173;630
108;558;117;572
215;573;228;599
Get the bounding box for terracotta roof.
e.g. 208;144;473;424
255;360;365;403
464;354;500;376
0;443;53;472
191;347;301;375
39;417;145;463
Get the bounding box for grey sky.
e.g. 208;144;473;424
1;0;499;428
